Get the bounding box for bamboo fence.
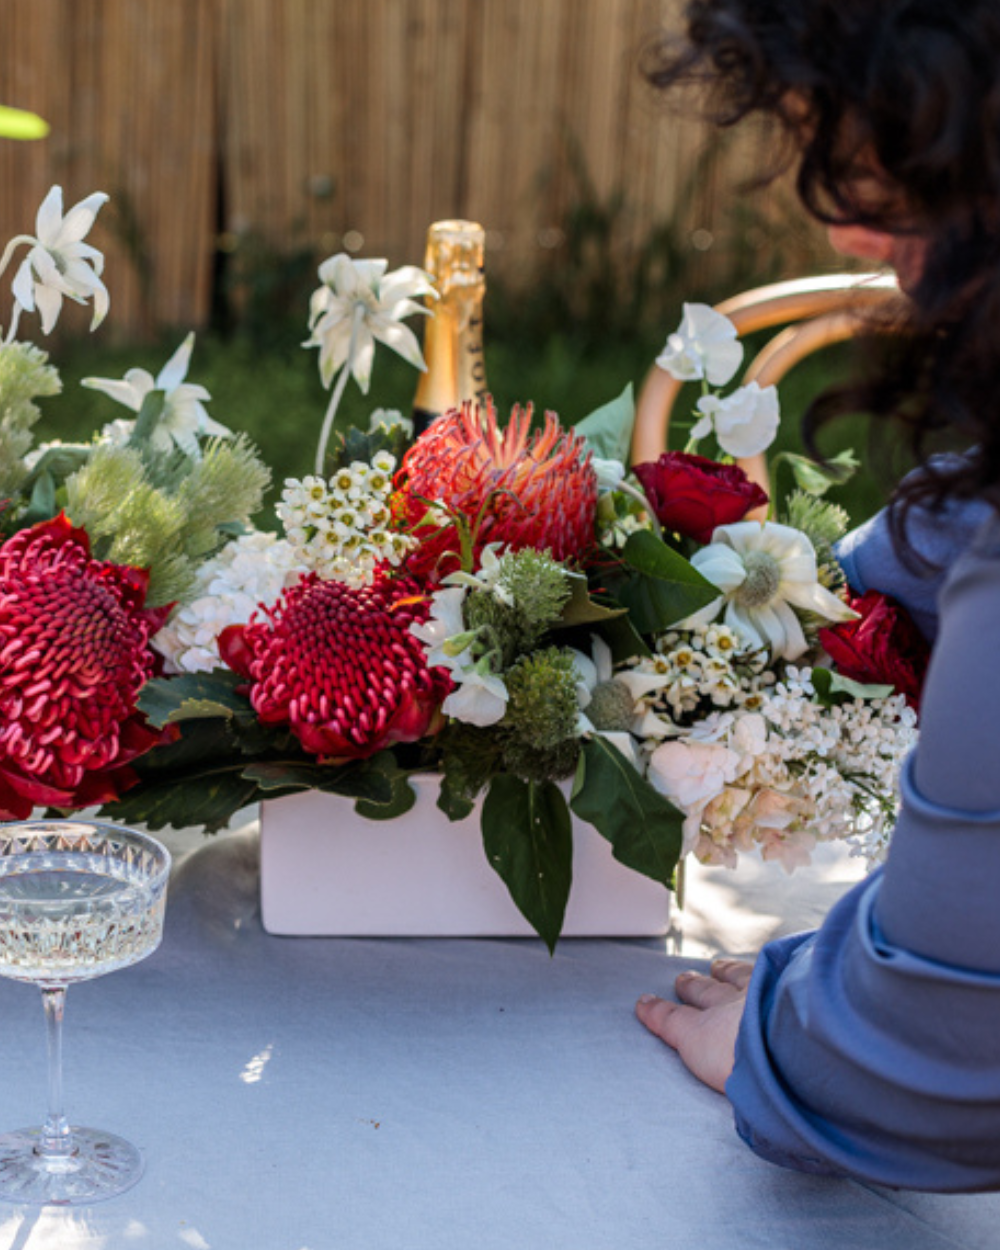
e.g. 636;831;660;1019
0;0;817;341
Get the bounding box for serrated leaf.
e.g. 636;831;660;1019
241;753;399;807
437;769;478;821
130;718;241;776
138;671;250;727
101;768;261;833
355;770;417;820
571;738;683;888
614;530;719;634
481;776;572;953
573;384;635;464
811;666;894;707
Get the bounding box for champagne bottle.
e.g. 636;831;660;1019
412;220;488;434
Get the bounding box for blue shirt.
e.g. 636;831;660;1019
727;501;1000;1192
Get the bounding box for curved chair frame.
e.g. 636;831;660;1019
631;271;901;501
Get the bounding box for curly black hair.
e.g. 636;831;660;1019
644;1;1000;543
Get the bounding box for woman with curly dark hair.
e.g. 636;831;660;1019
634;0;1000;1192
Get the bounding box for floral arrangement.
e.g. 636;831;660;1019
0;189;925;948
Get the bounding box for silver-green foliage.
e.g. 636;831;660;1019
0;343;61;496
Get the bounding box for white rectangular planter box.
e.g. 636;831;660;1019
260;775;670;938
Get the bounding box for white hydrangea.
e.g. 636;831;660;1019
153;531;304;674
276;451;415;587
634;650;916;873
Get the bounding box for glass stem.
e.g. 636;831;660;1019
37;986;73;1159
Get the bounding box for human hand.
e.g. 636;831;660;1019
635;959;753;1094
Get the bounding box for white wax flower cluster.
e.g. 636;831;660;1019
277;452;415;587
154;530;303;674
619;624;774;729
643;666;917;873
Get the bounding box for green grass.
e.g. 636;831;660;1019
43;327;898;532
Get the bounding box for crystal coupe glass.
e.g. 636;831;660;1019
0;820;170;1205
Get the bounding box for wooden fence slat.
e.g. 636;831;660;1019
0;0;829;343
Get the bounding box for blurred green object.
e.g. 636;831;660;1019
0;106;49;140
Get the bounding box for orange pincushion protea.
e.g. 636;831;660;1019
394;400;598;578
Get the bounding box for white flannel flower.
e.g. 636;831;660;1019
82;332;231;457
655;303;743;386
690;381;781;459
681;521;858;661
8;186;110;335
571;636;640;768
305;253;436;393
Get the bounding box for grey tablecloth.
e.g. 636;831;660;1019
0;829;996;1250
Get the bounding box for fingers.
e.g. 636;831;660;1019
635;994;700;1051
710;958;754;990
635;992;743;1094
673;970;743;1009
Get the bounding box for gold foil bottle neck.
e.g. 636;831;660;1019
423;220;485;329
412;220;488;434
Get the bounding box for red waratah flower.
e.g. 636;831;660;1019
394;399;598;578
0;513;173;819
218;573;452;762
633;451;769;544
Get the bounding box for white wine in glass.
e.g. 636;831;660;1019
0;820;170;1205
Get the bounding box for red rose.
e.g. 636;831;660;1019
818;589;930;712
633;452;769;544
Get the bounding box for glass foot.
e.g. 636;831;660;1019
0;1127;144;1205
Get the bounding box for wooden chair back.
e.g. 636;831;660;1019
631;271;900;503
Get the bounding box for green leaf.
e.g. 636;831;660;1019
22;469;57;524
0;105;49;140
437;769;478;821
22;444;92;489
138;671;250;728
571;738;683;888
573;384;634;463
556;575;628;628
481;776;573;953
332;421;409;471
101;769;261;834
811;666;894;707
355;769;417;821
773;449;860;497
614;530;719;634
130;718;247;778
129;389;168;446
242;752;401;808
